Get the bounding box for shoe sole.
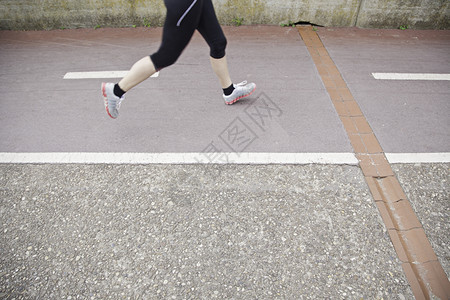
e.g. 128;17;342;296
101;82;117;119
224;84;256;105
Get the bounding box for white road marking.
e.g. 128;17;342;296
63;71;159;79
372;73;450;81
1;152;449;165
385;153;450;164
0;152;358;165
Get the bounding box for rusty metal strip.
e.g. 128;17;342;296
297;25;450;299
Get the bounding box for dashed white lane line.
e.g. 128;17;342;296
63;71;159;79
0;153;358;165
372;73;450;81
0;152;449;165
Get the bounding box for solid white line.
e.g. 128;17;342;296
372;73;450;81
1;153;448;165
0;152;358;165
386;153;450;164
226;153;358;165
63;71;159;79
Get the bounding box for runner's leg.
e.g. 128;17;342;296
196;0;256;105
119;0;203;92
102;0;203;118
196;0;232;89
150;0;202;71
118;56;156;92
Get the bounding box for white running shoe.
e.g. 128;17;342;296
101;82;124;119
223;81;256;105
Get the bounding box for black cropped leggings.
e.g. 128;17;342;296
150;0;227;71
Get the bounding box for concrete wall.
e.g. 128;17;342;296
0;0;448;30
357;0;449;29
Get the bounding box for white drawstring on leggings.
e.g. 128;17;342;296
177;0;198;27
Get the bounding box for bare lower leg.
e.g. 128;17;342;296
118;56;157;92
210;56;232;89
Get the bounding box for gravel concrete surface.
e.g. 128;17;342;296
0;164;414;299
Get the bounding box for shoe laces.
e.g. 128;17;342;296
235;80;248;87
116;97;124;110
